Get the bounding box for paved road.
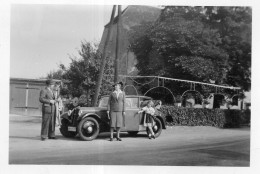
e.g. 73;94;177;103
9;115;250;166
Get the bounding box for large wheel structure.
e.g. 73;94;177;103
144;86;175;104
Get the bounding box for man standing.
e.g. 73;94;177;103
39;79;57;141
107;82;125;141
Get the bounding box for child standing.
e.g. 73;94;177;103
138;100;156;139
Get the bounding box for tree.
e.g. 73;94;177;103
129;6;251;98
46;69;64;80
204;7;251;90
46;41;114;106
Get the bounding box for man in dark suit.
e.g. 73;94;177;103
107;82;125;141
39;79;57;141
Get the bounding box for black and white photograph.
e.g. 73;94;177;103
1;0;260;173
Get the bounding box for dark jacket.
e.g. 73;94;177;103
39;87;55;113
107;91;126;112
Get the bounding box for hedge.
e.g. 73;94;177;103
159;105;250;128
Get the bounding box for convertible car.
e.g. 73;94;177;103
59;95;166;141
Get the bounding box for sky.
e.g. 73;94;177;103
10;4;127;79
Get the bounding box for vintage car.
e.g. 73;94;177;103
59;95;166;141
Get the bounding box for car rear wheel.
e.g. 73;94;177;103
60;119;77;138
78;117;99;141
147;117;162;138
127;131;139;136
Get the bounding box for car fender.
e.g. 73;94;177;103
60;112;70;121
79;113;102;123
154;115;166;129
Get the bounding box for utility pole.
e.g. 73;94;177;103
92;5;116;106
114;5;122;83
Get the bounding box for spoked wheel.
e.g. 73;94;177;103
146;117;162;138
77;117;99;141
59;119;77;138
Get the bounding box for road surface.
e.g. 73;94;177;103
9;114;250;166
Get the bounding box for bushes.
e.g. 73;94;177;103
159;105;250;128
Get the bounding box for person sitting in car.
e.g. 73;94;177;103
138;100;156;139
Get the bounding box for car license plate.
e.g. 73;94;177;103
68;126;76;132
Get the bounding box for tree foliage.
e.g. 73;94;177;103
46;41;114;105
129;6;251;94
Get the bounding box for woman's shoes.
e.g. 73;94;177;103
110;137;122;141
152;135;156;139
148;136;152;139
49;137;58;140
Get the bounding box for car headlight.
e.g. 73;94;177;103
78;110;83;115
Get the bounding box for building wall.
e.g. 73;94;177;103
10;78;60;116
99;5;161;77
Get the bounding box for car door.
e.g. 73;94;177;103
123;97;140;131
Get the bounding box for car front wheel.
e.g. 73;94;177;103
78;117;100;141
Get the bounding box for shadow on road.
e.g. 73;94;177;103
95;132;149;140
9;135;81;141
60;132;149;141
9;132;149;142
9;136;42;141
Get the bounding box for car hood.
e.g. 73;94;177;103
80;107;105;112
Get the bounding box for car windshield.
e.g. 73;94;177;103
98;96;139;108
98;97;109;107
125;97;138;108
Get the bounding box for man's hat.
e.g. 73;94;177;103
113;81;123;87
46;79;55;85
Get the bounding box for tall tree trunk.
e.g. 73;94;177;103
92;5;116;106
